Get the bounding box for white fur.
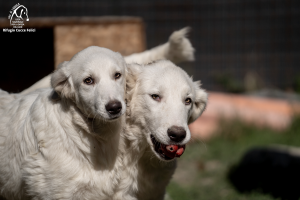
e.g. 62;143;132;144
125;27;194;64
0;61;206;200
113;61;207;200
20;27;194;96
20;75;51;96
0;28;202;200
0;46;127;200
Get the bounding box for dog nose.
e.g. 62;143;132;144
105;100;122;115
167;126;186;142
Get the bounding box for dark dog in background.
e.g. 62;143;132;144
228;146;300;200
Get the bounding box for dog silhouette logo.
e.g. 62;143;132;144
8;3;29;28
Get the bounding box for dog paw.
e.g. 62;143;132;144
167;27;195;64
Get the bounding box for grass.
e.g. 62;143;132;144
166;117;300;200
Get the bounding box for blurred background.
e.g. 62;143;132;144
1;0;300;199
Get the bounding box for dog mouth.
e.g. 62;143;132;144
150;134;185;161
108;115;120;120
107;111;125;121
87;113;121;122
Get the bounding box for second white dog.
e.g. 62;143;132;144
113;60;207;200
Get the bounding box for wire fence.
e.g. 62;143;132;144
1;0;299;92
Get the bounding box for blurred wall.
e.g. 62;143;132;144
0;17;144;92
0;0;299;92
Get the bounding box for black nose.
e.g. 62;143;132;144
167;126;186;142
105;100;122;115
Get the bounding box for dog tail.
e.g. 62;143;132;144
167;27;195;63
124;27;195;65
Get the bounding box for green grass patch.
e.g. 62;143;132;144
167;117;300;200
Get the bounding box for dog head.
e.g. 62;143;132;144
126;60;207;161
51;46;127;121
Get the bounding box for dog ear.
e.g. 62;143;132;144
188;81;208;124
51;61;75;100
126;64;142;98
125;63;143;117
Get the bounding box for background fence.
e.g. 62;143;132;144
1;0;299;92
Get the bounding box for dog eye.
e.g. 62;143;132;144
115;73;121;79
84;77;94;85
185;98;192;105
151;94;160;101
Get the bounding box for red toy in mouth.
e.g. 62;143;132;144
151;135;186;160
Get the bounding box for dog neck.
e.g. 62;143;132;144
114;114;175;199
55;98;124;170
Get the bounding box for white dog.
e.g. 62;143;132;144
113;61;207;200
0;47;128;200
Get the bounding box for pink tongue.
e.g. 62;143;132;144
161;144;186;159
